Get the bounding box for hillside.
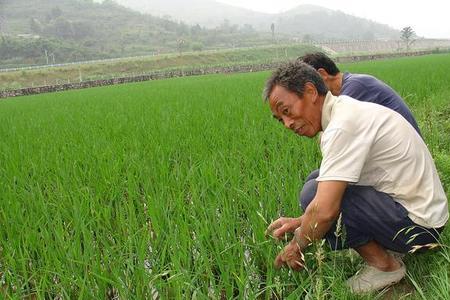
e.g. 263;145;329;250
0;43;319;91
113;1;400;40
0;0;275;67
0;0;402;68
277;5;399;40
113;0;270;29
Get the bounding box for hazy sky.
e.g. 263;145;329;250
218;0;450;39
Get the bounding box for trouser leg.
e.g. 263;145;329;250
298;170;443;252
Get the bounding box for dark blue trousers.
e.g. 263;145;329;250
299;170;444;253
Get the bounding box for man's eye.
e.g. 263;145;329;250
282;108;289;115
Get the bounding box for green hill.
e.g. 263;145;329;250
277;5;399;40
114;1;399;40
0;0;275;67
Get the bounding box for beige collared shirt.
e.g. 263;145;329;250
317;92;448;228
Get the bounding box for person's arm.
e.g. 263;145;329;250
274;181;347;270
294;180;347;249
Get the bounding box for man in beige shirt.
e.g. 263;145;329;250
264;61;448;293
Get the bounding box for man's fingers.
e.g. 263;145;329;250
266;217;302;238
274;253;285;269
274;253;303;271
265;218;283;235
272;224;290;239
287;260;304;271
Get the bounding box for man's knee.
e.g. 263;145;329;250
305;169;320;182
299;179;318;211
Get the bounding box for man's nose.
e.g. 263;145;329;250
282;117;294;129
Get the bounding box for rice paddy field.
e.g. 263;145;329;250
0;54;449;299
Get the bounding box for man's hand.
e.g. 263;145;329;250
265;217;302;240
274;240;304;271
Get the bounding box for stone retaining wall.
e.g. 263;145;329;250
0;50;444;99
0;63;280;99
334;50;438;63
316;39;450;55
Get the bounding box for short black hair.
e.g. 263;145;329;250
298;52;340;76
263;61;328;101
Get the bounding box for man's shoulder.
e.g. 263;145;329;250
327;96;364;130
335;94;380;110
341;72;400;104
343;72;378;87
330;95;391;130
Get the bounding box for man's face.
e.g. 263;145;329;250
268;84;322;138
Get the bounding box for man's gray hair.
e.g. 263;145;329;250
263;61;329;101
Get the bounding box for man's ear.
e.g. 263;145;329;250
317;68;329;81
304;82;318;102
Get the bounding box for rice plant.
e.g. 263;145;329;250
0;54;449;299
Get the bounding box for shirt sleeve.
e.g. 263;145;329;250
317;127;373;183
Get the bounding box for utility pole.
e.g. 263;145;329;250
270;23;275;42
44;49;49;64
0;16;5;37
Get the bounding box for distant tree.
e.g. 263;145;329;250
362;30;375;40
191;42;203;52
222;19;231;29
191;24;202;36
241;24;255;34
51;6;63;19
0;16;5;36
162;15;173;22
176;21;189;35
271;23;275;40
72;22;95;40
302;34;314;44
45;6;63;22
48;17;74;39
400;26;415;51
29;18;42;34
101;0;116;7
217;19;238;34
176;38;186;55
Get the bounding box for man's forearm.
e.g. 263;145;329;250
278;181;346;269
292;216;303;229
293;211;336;251
293;181;346;251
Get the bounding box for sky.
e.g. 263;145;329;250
217;0;450;39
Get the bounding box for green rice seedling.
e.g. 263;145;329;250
0;54;449;299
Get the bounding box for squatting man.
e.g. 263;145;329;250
263;61;448;293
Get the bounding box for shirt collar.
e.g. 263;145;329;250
321;91;338;131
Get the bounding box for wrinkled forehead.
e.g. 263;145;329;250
268;85;287;103
268;93;290;122
268;91;283;113
269;85;300;106
269;96;283;111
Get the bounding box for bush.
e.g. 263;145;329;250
191;42;204;52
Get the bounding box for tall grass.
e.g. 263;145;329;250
0;54;449;299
